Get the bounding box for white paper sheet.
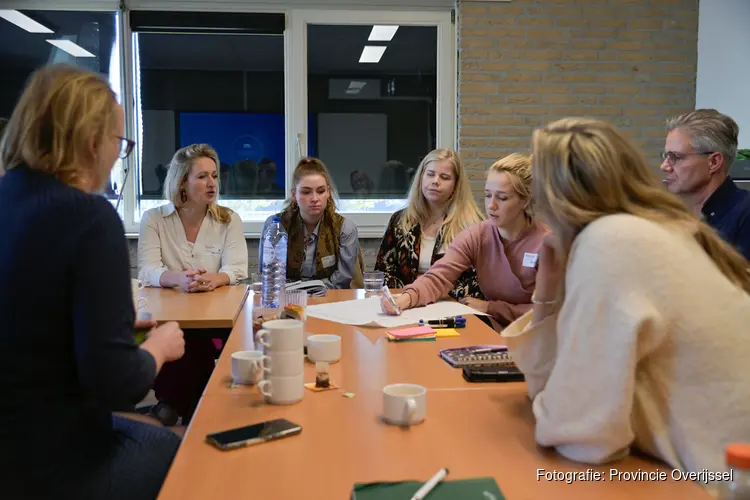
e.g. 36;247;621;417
305;296;487;328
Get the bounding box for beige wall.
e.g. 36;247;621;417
457;0;699;200
129;0;701;273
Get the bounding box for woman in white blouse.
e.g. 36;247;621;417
138;144;248;291
503;117;750;478
137;144;248;425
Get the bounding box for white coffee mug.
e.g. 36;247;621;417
383;383;427;426
307;334;341;363
131;279;147;311
231;350;269;385
255;319;304;352
258;373;304;405
263;349;304;377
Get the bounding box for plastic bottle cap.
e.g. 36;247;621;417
272;216;281;223
726;443;750;470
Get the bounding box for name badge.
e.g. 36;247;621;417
522;252;538;268
321;255;336;268
204;245;222;255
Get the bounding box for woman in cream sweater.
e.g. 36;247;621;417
503;117;750;476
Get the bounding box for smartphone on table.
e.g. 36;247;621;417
206;418;302;451
462;365;525;383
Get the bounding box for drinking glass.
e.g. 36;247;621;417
364;271;385;297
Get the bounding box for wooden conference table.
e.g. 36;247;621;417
157;290;711;500
139;285;249;329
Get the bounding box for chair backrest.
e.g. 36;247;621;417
350;247;365;289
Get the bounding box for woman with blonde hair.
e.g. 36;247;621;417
138;144;248;292
376;149;484;300
382;153;550;329
0;64;184;499
502;117;750;476
138;143;248;425
260;157;359;289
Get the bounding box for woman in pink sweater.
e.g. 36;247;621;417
382;153;549;328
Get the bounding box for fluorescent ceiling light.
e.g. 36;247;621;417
46;39;95;58
0;10;53;33
368;25;398;42
359;46;386;64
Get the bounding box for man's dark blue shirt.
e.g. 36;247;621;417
702;176;750;262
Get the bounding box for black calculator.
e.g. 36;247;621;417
439;345;514;368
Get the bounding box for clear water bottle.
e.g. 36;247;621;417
261;216;287;308
720;443;750;499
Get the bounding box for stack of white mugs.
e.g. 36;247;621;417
255;319;305;405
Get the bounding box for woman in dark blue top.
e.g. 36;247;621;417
0;64;186;499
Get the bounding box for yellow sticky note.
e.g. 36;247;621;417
434;328;460;338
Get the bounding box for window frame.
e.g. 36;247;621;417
288;9;455;238
3;2;456;239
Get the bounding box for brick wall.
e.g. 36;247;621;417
458;0;699;198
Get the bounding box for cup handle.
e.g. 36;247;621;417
255;329;270;349
258;379;272;398
406;398;418;424
137;297;148;310
261;356;272;374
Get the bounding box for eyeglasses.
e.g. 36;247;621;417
116;136;136;159
660;151;714;167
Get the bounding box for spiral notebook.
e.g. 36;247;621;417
439;345;514;368
285;280;327;297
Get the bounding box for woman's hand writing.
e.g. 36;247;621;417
380;293;411;316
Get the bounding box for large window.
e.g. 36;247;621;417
306;24;436;214
0;9;123;212
1;6;454;237
130;11;287;223
291;10;454;236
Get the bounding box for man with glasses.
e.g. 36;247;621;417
662;109;750;261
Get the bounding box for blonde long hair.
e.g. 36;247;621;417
281;157;339;219
0;64;118;189
532;117;750;303
400;148;483;248
164;144;231;224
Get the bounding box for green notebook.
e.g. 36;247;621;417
352;477;504;500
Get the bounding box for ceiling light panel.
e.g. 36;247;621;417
0;10;53;33
46;39;96;58
359;45;386;64
368;25;398;42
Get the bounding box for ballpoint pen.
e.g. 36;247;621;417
381;285;401;315
411;468;449;500
419;317;466;328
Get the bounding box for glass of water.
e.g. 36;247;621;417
363;271;385;297
250;272;262;293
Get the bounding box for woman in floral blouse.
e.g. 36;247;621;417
375;149;484;300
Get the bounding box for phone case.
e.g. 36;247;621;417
462;365;525;383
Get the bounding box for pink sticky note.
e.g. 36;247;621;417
386;325;436;339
